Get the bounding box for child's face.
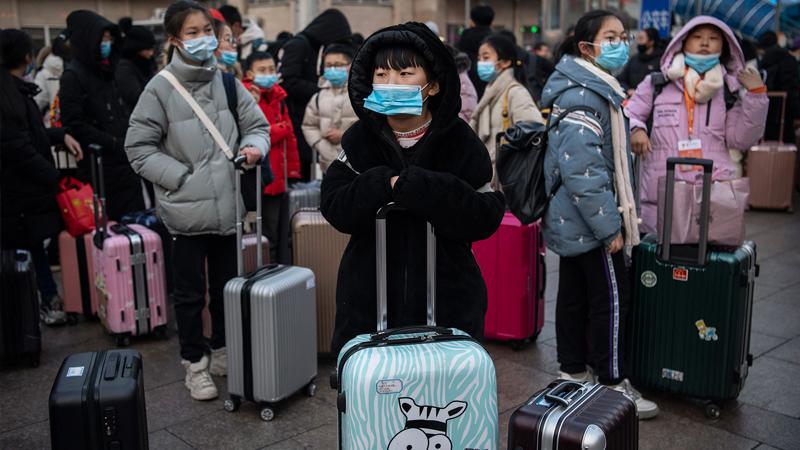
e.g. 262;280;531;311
248;58;277;79
478;43;511;71
217;24;237;53
683;25;724;55
372;65;440;99
324;53;350;70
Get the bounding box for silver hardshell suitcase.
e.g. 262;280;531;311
223;158;318;421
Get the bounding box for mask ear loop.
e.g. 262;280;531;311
420;82;431;103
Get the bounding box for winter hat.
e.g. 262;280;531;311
425;21;440;37
121;25;156;53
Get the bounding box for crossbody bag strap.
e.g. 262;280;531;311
158;70;235;160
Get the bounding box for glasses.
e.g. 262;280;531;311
223;36;237;46
599;33;634;46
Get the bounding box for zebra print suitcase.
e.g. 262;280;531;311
331;204;498;450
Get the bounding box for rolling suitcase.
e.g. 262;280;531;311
59;231;98;319
223;158;318;421
291;209;349;355
331;204;498;450
507;380;638;450
0;250;41;367
89;144;169;346
49;350;148;450
747;92;797;211
630;157;757;418
121;209;175;294
277;180;322;264
473;212;545;349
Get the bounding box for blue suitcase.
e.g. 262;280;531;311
331;204;498;450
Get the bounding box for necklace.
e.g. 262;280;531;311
393;119;432;138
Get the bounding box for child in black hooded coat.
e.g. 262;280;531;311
321;22;505;354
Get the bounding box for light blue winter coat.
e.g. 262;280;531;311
540;56;633;257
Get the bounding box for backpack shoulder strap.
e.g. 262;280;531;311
724;83;738;110
221;72;239;124
501;83;515;130
645;71;670;131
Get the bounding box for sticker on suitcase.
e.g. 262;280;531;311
672;267;689;282
376;379;403;394
661;368;684;382
640;270;657;288
388;397;467;450
695;319;719;341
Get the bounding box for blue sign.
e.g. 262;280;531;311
640;0;672;38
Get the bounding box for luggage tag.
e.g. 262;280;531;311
677;139;703;172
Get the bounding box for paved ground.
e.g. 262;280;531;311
1;200;799;450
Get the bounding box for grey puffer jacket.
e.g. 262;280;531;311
125;52;269;236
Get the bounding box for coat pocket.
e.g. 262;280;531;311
652;97;681;128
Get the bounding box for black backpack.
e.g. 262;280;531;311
496;105;600;224
221;72;275;209
644;71;738;131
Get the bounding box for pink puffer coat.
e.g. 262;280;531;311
624;16;768;234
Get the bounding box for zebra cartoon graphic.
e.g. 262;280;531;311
387;397;468;450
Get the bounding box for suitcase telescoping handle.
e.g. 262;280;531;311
544;380;587;407
89;143;108;247
233;155;264;277
767;91;788;144
376;203;436;332
661;157;713;265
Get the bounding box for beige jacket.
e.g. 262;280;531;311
302;78;358;172
470;68;544;169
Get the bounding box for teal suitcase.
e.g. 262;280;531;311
331;204;499;450
629;158;757;419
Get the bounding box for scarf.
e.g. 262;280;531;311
470;68;519;148
573;57;641;252
666;53;724;104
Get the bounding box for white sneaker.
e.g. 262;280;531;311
182;356;218;401
209;347;227;377
610;378;659;420
558;370;593;383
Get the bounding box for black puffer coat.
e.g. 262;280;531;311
280;9;351;180
759;46;800;143
60;10;144;220
321;22;505;353
0;72;63;249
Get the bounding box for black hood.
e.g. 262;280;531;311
760;46;793;68
348;22;461;137
302;9;352;46
66;10;119;71
636;47;663;63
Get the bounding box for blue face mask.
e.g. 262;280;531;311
182;35;218;62
477;61;498;82
100;41;112;59
364;83;429;116
220;50;238;67
592;41;630;71
323;67;348;87
254;74;279;89
684;52;721;74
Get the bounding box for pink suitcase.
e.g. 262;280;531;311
59;230;98;319
473;212;545;349
89;144;168;346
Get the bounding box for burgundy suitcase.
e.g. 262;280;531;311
748;92;797;211
89;144;169;346
59;231;98;319
508;380;638;450
473;212;545;349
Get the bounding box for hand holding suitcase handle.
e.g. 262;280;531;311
233;155;264;276
662;157;713;265
376;203;436;332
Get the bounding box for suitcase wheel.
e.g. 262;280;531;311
67;314;80;326
115;335;131;347
224;396;241;413
704;402;721;419
511;340;526;351
306;382;317;397
260;406;275;422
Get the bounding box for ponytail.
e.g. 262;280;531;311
556;10;622;61
482;34;528;85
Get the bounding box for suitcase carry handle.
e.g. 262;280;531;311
370;326;453;341
661;157;713;265
376;203;436;332
233;155;264;277
544;380;587;407
89;144;108;248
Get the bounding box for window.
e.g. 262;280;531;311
331;0;393;5
548;0;560;30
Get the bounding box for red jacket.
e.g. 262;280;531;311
243;80;301;195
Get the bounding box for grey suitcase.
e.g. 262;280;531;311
223;157;318;421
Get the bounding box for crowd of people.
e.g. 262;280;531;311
1;0;796;416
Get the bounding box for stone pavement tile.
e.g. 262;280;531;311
486;339;560;376
545;271;558;302
167;397;334;449
750;331;789;359
132;338;187;391
751;295;800;340
499;407;514;450
738;356;800;418
150;429;195;450
766;336;800;365
753;252;800;291
747;224;800;263
493;358;556;414
290;423;338;449
0;420;49;450
261;438;306;449
745;210;799;237
638;409;758;450
538;321;556;343
752;445;782;450
0;375;52;433
545;250;559;274
754;282;788;303
313;362;338;408
146;380;224;432
711;403;800;450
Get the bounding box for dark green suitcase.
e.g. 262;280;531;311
629;158;757;418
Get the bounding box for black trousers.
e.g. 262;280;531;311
261;194;283;263
172;234;237;363
556;246;630;385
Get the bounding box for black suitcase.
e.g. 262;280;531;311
49;350;148;450
0;249;41;367
508;380;638;450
